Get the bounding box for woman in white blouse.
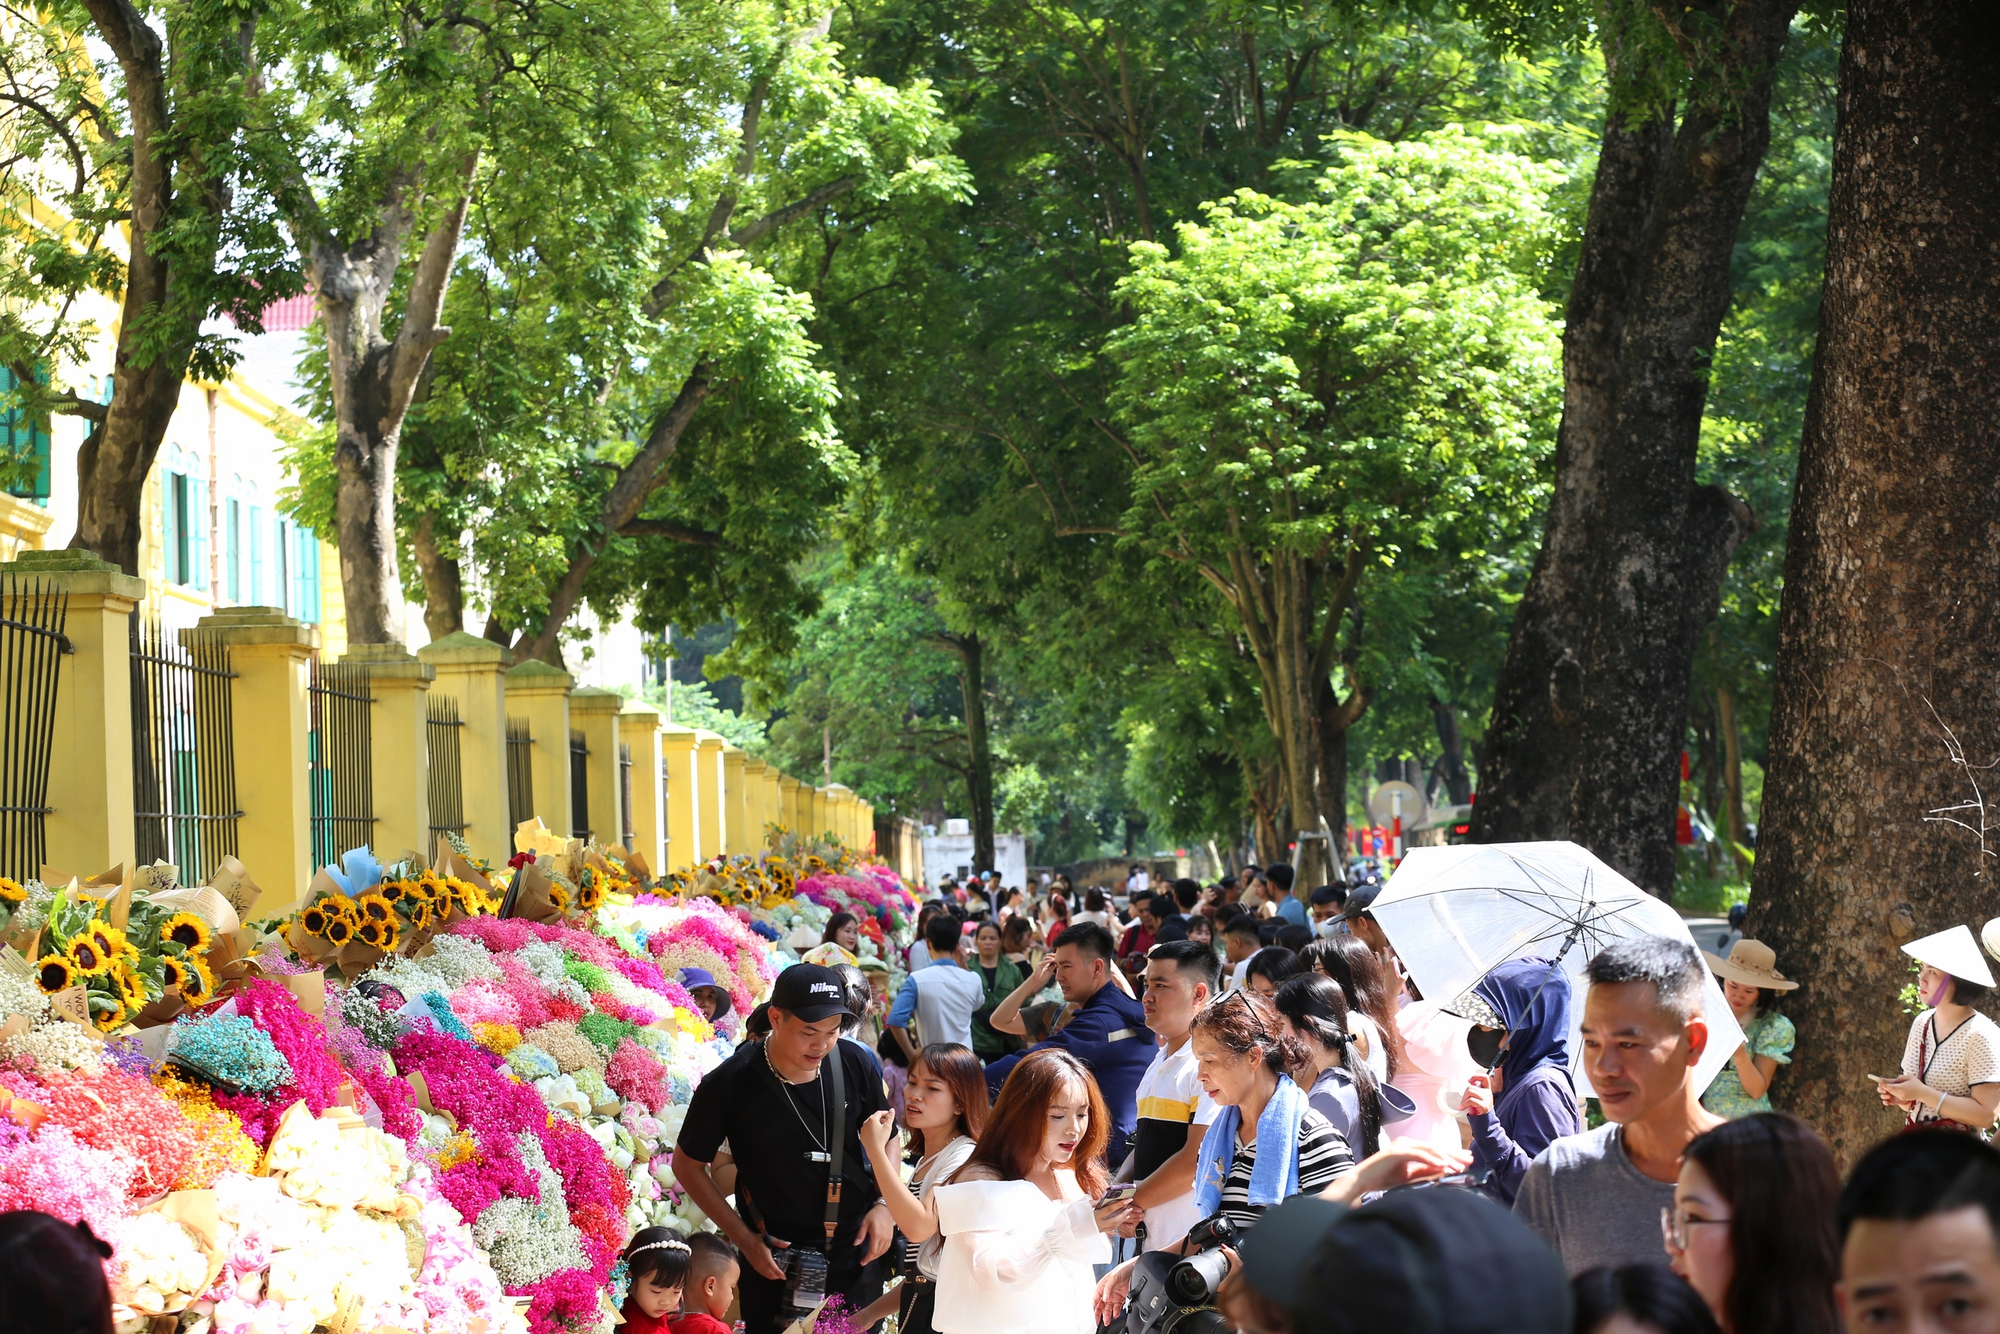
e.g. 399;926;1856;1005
929;1050;1137;1334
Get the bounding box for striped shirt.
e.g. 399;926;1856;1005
1214;1107;1354;1232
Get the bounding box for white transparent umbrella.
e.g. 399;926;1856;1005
1370;841;1743;1097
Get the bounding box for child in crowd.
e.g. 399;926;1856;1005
618;1227;693;1334
678;968;734;1026
669;1233;742;1334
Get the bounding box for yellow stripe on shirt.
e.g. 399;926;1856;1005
1137;1095;1198;1123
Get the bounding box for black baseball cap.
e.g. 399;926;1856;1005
1241;1189;1569;1334
1341;882;1382;921
766;963;850;1023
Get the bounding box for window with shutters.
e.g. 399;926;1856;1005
0;366;51;506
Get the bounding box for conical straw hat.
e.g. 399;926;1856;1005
1902;924;1996;988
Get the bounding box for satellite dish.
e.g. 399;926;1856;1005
1368;780;1426;827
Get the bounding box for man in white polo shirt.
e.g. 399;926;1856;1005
887;912;984;1055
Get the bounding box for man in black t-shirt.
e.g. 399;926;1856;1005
673;963;893;1334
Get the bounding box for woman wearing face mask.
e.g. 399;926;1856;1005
1663;1112;1840;1334
1455;957;1582;1205
1879;925;2000;1132
930;1050;1137;1334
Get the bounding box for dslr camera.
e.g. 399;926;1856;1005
1123;1213;1238;1334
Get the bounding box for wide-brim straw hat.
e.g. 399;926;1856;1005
1704;939;1800;992
1902;924;1997;988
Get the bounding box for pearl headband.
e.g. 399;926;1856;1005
630;1237;691;1257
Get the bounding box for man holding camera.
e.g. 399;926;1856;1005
673;963;895;1334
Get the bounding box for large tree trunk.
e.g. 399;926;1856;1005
940;631;996;872
64;0;224;574
1473;0;1785;892
1754;0;2000;1167
306;158;475;646
1429;698;1473;805
411;507;465;640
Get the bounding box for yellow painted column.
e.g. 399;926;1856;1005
760;764;784;841
778;774;804;837
824;783;853;848
810;785;830;837
196;607;316;918
9;551;142;877
722;746;750;856
417;632;508;865
742;757;770;851
570;688;625;847
660;724;701;869
859;802;876;856
339;644;433;864
620;699;665;869
504;660;573;838
693;731;726;857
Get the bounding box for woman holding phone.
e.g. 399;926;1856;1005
1879;925;2000;1131
928;1050;1136;1334
856;1044;989;1334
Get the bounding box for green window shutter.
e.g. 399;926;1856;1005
163;473;182;584
189;476;208;592
248;505;263;603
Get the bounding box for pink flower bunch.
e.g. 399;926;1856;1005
0;1124;135;1240
33;1064;199;1200
391;1028;548;1217
604;1040;668;1112
491;958;558;1029
635;897;773;1014
404;1162;513;1334
541;1117;627;1268
446;980;522;1028
518;1266;604;1334
212;981;346;1145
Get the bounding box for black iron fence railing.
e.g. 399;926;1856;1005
308;656;373;869
506;719;533;833
569;730;590;841
619;742;633;850
427;694;466;860
0;579;67;880
130;613;239;884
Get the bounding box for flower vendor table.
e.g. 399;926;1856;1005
0;842;918;1334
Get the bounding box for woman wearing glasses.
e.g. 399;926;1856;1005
1661;1112;1839;1334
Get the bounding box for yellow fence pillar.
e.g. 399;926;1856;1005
760;764;784;841
620;700;666;871
810;785;830;837
693;731;726;857
824;783;852;848
340;644;433;864
660;724;701;869
778;774;804;837
860;801;876;856
722;746;750;856
9;551;143;878
742;757;770;850
505;660;573;837
570;688;625;847
418;633;508;865
197;607;316;918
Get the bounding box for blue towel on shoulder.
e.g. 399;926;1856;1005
1193;1074;1306;1218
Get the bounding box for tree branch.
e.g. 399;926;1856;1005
617;518;727;547
386;151;479;420
731;174;861;246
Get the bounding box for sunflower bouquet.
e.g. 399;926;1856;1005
31;886;218;1032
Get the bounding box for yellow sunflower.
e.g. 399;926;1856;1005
323;915;356;947
65;936;109;977
300;904;331;937
160;954;191;993
160;912;210;952
114;965;147;1010
320;893;359;920
548;885;570;912
93;998;128;1033
87;922;124;961
409;899;435;931
377;879;409;906
355;918;386;948
0;876;25;905
180;956;217;1004
357;894;394;924
377;919;402;953
36;953;75;994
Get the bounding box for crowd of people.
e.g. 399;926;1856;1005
12;863;2000;1334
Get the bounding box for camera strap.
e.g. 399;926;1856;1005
824;1047;846;1247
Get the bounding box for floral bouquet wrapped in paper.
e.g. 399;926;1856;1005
29;882;220;1032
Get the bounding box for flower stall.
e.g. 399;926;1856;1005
0;828;917;1334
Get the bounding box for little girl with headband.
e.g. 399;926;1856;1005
618;1227;694;1333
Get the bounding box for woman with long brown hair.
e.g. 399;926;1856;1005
929;1050;1136;1334
857;1043;990;1334
1664;1112;1840;1334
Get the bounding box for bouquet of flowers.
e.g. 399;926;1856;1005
29;884;219;1032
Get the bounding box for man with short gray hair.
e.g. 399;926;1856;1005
1513;937;1724;1275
